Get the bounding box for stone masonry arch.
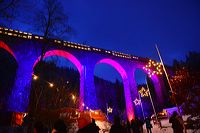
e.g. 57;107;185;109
0;41;16;60
96;58;134;121
133;67;163;105
33;50;85;111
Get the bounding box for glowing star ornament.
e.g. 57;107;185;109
107;107;113;113
133;98;141;105
143;59;163;77
139;87;149;97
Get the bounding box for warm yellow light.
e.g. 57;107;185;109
49;83;54;87
139;87;149;97
33;75;38;80
94;111;98;115
107;107;113;113
72;95;75;100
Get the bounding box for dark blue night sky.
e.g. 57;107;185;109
65;0;200;82
5;0;200;82
64;0;200;65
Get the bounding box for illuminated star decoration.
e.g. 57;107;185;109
143;59;163;77
139;87;149;97
133;98;141;105
107;107;113;113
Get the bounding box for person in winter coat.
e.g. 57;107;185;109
169;111;184;133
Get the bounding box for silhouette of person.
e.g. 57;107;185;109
169;111;184;133
145;117;152;133
77;118;100;133
126;119;131;133
88;118;100;133
137;117;144;133
110;115;126;133
131;117;143;133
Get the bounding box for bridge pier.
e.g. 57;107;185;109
7;48;38;112
83;63;98;110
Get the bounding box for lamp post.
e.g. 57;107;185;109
155;44;180;114
134;96;145;120
146;79;159;124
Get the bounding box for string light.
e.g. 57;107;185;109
0;27;147;61
143;59;163;77
139;87;149;97
133;98;141;105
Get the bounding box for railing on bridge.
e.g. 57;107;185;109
0;27;149;62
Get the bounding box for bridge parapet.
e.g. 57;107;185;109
0;27;149;63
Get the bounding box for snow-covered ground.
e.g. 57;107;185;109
67;116;200;133
143;118;199;133
95;116;200;133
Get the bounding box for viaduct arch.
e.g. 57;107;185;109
96;58;134;121
0;27;167;121
33;50;85;111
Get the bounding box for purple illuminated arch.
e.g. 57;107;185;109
33;50;84;111
134;68;163;104
97;58;135;121
0;41;16;59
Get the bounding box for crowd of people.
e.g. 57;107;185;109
30;116;150;133
169;111;185;133
28;111;185;133
109;116;152;133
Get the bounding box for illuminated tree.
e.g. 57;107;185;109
170;52;200;117
33;0;73;61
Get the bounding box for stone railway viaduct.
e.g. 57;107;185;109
0;27;168;121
